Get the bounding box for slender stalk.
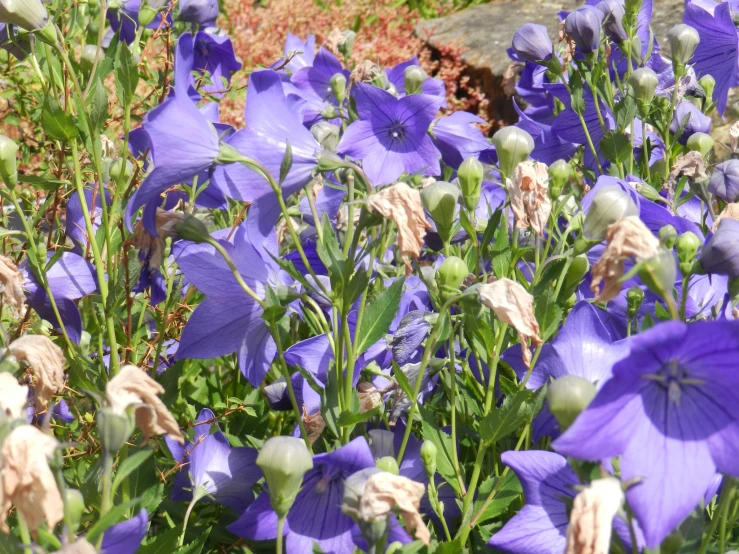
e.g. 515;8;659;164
276;516;286;554
448;323;466;494
178;489;206;547
17;512;33;554
455;443;488;543
483;324;508;414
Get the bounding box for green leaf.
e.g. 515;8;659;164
115;41;139;108
615;94;638;132
111;448;154;495
279;139;293;186
344;269;369;307
321;366;341;440
534;288;563;342
354;277;405;355
479;390;532;444
126;452;165;514
86;498;141;544
139;526;180;554
471;472;522;525
491;215;511;280
42;96;78;141
173;528;211;554
600;130;632;166
434;538;463;554
315;214;346;285
420;407;462;494
87;77;109;134
0;532;25;554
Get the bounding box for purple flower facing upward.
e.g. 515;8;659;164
22;252;98;344
429;112;492;169
177;31;242;97
683;0;739;115
511;23;554;63
291;48;350;127
228;437;376;554
165;408;261;511
709;160;739;203
337;83;443;185
100;509;148;554
488;450;642;554
669;101;712;144
553;320;739;548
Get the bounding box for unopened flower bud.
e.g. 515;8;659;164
420;181;460;244
659;224;678;249
638;248;677;298
257;436;313;518
560;255;590;299
565;5;604;54
0;0;48;31
321;104;339;120
0;134;18;189
667;24;700;65
596;0;626;42
686;132;714;157
403;65;427;96
311;122;340;151
420;440;437;478
97;408;134;456
330;73;347;104
436;256;469;293
676;231;702;264
175;215;210;244
548;159;571;198
583;185;639;241
511;23;553;63
376;456;400;475
699;75;715;104
709;160;739;203
179;0;219;26
458;156;483;211
492;127;534;178
626;285;644;318
138;5;158;26
64;489;86;533
317;149;346;171
629;67;658;112
338;31;356;59
548;375;597;430
80;45;100;72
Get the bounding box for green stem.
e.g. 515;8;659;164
342;174;355;257
178;488;205;547
448;323;466;494
17;512;33;554
698;478;737;554
276;516;286;554
483;324;508;414
455;443;488;544
206;239;267;309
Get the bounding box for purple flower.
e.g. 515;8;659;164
174;225;288;385
513;100;577;165
107;0;165;44
0;23;32;60
100;509;148;554
384;57;446;103
595;0;626;42
699;218;739;276
211;70;320;248
291;48;349;127
669;101;711;143
179;0;219;27
683;0;739;115
391;310;431;365
709;160;739;203
565;5;604;54
228;437;376;554
429;112;492;169
553;320;739;547
22;252;98;343
274;33;316;74
337;83;443;185
504;301;628;440
511;23;554;63
298;182;346;228
176;31;241;97
165;408;261;511
488;450;643;554
682;273;728;319
65;187;111;255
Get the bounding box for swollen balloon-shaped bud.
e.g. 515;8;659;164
420;181;460;244
0;0;48;31
257;437;314;518
686;132;714;157
492;126;534;178
0;134;18;189
376;456;400;475
458;156;483;211
404;65;427;96
583;185;639;241
548;375;597;430
629;67;658;111
436;256;469;292
420;440;438;478
667;24;700;65
97;408;134;456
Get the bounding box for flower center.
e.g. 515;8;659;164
643;359;704;405
388;123;405;141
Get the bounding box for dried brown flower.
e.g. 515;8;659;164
509;161;551;236
53;539;98;554
590;216;659;302
350;60;382;88
302;406;326;446
664;151;708;194
565;477;624;554
9;335;65;410
730;122;739;155
479;278;541;366
324;28;344;57
0;372;27;421
358;382;382;413
0;425;64;534
132;209;185;267
367;183;432;273
106;365;184;444
0;255;26;317
713;202;739;231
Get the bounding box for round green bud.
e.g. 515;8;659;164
376;456;400;475
560;254;590;299
629;67;658;110
676;231;702;264
548;375;597;430
659;224;678;249
175;215;211;244
80;45;100;72
64;489;86;533
458;156;484;212
337;31;356;59
626;285;645;318
404;65;427;96
698;75;715;104
257;436;314;518
0;135;18;189
330;73;347;103
311;122;341;151
583;185;639;241
420;181;460;244
420;440;437;478
436;256;469;292
548;159;571;198
667;24;700;65
138;5;158;26
686;132;714;157
492;127;534;178
638;248;677;299
97;408;134;456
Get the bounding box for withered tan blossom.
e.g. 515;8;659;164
132;209;186;267
367;183;432;274
9;335;65;410
479;278;541;366
0;425;64;534
509;160;551;236
52;538;98;554
106;365;184;444
664;151;708;193
565;477;625;554
713;202;739;231
350;60;382;88
0;372;28;421
590;216;660;302
0;255;26;317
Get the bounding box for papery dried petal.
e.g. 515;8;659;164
730;122;739;155
350;60;382;88
712;202;739;231
0;255;25;317
479;278;541;366
324;28;344;57
106;365;184;444
359;472;430;546
52;538;98;554
0;425;63;534
132;210;186;267
302;406;326;446
357;382;382;413
9;335;65;410
590;216;660;302
367;183;432;273
565;477;624;554
664;151;708;194
0;372;28;420
509;161;551;236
